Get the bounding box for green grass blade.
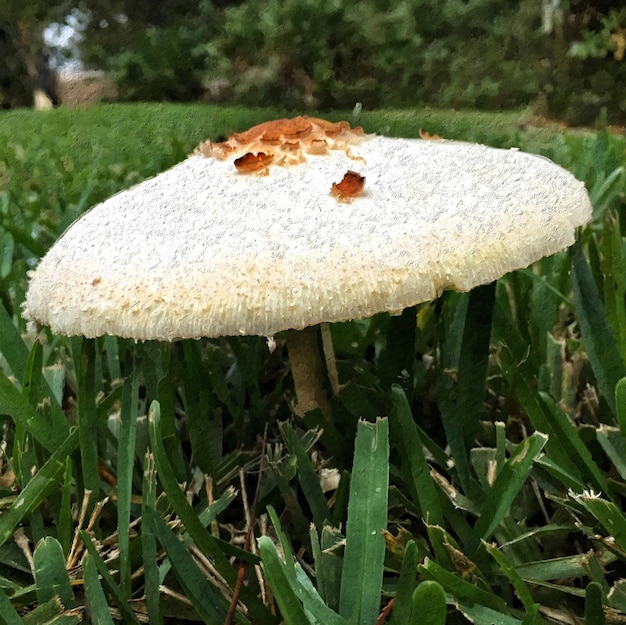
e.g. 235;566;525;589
377;306;417;397
156;377;188;483
22;340;67;431
293;565;350;625
178;341;217;475
79;531;141;625
615;377;626;439
16;426;46;546
117;363;140;597
591;166;625;220
33;537;75;610
596;425;626;480
534;456;585;492
311;524;343;611
0;588;23;625
266;507;346;623
147;400;274;623
584;551;610;592
153;516;228;625
437;284;495;493
575;493;626;553
514;550;617;582
599;212;626;362
484;542;536;613
82;553;115;625
497;344;587;486
0;428;79;547
0;369;67;453
0;302;29;380
585;581;606;625
425;524;472;577
57;457;73;558
411;580;447;625
142;452;162;625
257;536;312;625
454;282;495;461
390;540;419;625
147;401;232;574
331;469;350;528
608;579;626;612
280;422;330;530
20;596;72;625
103;336;121;381
419;557;507;611
538;392;610;494
339;418;389;625
572;240;626;416
266;505;296;576
456;601;524;625
390;385;443;526
76;338;101;502
466;432;547;555
196;488;238;527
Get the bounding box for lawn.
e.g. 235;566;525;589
0;103;625;624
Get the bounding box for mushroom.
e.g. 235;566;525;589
22;116;592;417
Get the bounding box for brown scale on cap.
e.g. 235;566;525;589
194;116;366;175
233;152;274;174
331;170;366;202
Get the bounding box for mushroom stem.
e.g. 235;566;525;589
285;326;332;419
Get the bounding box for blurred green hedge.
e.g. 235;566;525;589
81;1;626;124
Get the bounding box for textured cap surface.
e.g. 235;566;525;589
24;116;592;340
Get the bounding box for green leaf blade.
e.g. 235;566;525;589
0;429;79;548
411;580;447;625
0;589;23;625
466;432;547;554
82;553;116;625
390;385;443;526
154;516;228;625
33;537;75;610
390;540;419;625
572;240;626;416
258;536;312;625
339;418;389;625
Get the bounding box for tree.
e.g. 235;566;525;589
199;0;545;111
70;0;224;101
0;1;69;108
542;3;626;124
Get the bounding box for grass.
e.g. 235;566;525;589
0;102;625;624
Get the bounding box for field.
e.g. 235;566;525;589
0;103;625;624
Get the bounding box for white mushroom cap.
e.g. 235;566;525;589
23;116;592;340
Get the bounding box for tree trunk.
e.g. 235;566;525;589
0;20;36;109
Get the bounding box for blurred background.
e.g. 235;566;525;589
1;1;625;125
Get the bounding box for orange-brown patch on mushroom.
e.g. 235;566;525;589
194;116;368;174
307;139;329;155
234;152;274;174
331;170;366;202
263;117;313;141
323;120;353;137
283;141;300;151
193;139;231;159
231;123;270;144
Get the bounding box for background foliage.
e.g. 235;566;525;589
3;1;626;123
72;0;626;123
200;0;545;111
